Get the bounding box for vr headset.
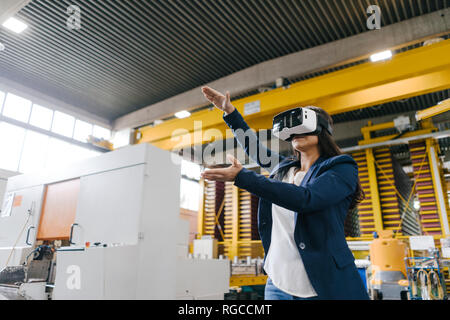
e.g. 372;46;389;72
272;107;333;141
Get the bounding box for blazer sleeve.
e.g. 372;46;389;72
234;162;358;214
223;109;285;173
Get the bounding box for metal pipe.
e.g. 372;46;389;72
341;129;450;153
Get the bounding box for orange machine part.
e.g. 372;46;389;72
37;179;80;241
369;230;408;276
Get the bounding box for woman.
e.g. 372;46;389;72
201;86;369;300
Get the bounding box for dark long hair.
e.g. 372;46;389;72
274;106;364;211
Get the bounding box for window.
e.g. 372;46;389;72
0;91;5;113
93;125;111;140
0;89;106;173
45;138;74;170
180;160;201;211
112;129;131;149
69;144;100;163
181;160;201;180
73;119;93;142
0;122;26;171
51;111;75;138
180;178;200;211
45;138;100;170
19;131;50;174
29;104;54;130
2;93;32;123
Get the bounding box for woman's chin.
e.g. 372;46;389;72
292;137;306;146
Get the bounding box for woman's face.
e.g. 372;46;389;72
291;135;319;152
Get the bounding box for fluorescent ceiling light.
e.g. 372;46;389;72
2;17;28;33
175;110;191;119
370;50;392;62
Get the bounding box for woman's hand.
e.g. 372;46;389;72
201;86;235;115
201;155;243;182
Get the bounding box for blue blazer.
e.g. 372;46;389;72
224;109;369;300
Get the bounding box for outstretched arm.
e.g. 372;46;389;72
202;86;284;173
202;155;358;214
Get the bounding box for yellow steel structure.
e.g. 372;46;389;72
415;99;450;121
349;120;434;238
365;148;384;232
352;118;450;239
137;40;450;151
190;40;450;289
425;138;450;236
229;185;240;259
198;178;264;260
196;119;450;288
230;275;268;287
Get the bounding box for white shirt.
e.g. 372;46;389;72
263;167;317;298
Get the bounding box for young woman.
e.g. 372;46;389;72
201;86;369;300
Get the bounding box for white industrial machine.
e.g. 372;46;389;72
0;143;229;300
0;169;18;210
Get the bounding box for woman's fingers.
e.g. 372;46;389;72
202;89;214;100
202;168;229;180
203;94;214;103
202;87;225;102
204;176;224;182
202;86;227;110
202;86;222;97
202;160;241;182
202;87;217;99
226;154;240;167
203;168;228;176
203;174;226;181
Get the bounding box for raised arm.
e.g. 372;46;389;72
201;86;284;173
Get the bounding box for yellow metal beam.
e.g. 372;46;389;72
230;186;240;259
358;128;435;146
416;99;450;121
230;275;268;287
427;138;450;236
361;121;395;135
365;148;384;232
197;178;206;237
138;39;450;150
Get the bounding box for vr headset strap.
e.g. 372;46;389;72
317;114;333;135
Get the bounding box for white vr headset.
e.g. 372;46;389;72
272;107;333;141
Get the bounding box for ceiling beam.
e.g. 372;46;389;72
114;8;450;131
415;99;450;121
137;39;450;151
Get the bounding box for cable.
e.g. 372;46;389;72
416;269;432;300
415;268;445;300
428;269;445;300
373;159;417;218
392;126;414;140
373;154;428;237
4;202;35;269
214;196;226;242
409;269;418;297
393;154;428;238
